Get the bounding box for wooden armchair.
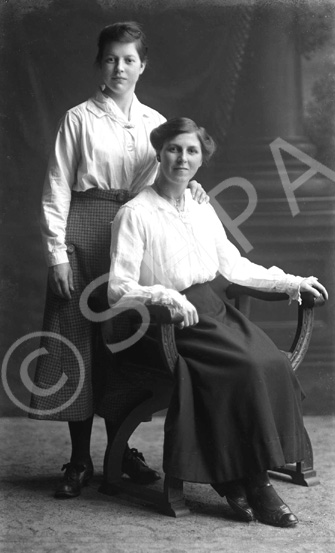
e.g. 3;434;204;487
99;277;324;516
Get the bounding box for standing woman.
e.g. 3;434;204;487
30;22;207;499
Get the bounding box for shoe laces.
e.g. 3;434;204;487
61;462;87;481
125;448;146;465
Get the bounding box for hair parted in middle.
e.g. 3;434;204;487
150;118;216;165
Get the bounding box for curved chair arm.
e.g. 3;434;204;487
225;284;325;371
147;304;182;374
146;292;314;373
117;303;182;374
147;304;184;325
122;285;324;375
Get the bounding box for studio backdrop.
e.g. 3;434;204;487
1;0;334;416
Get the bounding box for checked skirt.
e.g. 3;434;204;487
30;189;148;421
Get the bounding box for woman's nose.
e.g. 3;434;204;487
178;151;187;163
115;60;124;72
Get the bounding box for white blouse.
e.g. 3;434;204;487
41;89;165;266
108;187;304;311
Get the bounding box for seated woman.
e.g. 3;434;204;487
107;117;328;527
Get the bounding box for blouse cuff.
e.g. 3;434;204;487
285;275;305;305
110;285;187;313
46;249;69;267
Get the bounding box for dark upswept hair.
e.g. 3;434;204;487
95;21;148;65
150;118;216;165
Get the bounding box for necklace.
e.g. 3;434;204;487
153;183;184;211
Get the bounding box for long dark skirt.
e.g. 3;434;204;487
30;189;145;421
163;282;305;483
111;280;306;484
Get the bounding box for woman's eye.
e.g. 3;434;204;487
126;58;135;64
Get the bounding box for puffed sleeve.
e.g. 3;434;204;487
108;205;188;310
40;111;81;266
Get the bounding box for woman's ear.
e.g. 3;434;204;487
140;61;146;75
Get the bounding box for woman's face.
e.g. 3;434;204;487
159;133;203;186
100;41;146;99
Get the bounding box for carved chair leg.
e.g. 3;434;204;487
98;429;128;496
99;382;172;498
269;427;320;487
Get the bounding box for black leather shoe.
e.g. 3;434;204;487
122;446;160;485
212;481;255;522
247;482;298;528
54;462;94;499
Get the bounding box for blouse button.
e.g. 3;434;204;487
67;244;75;254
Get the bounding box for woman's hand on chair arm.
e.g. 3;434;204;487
300;276;328;302
177;298;199;329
